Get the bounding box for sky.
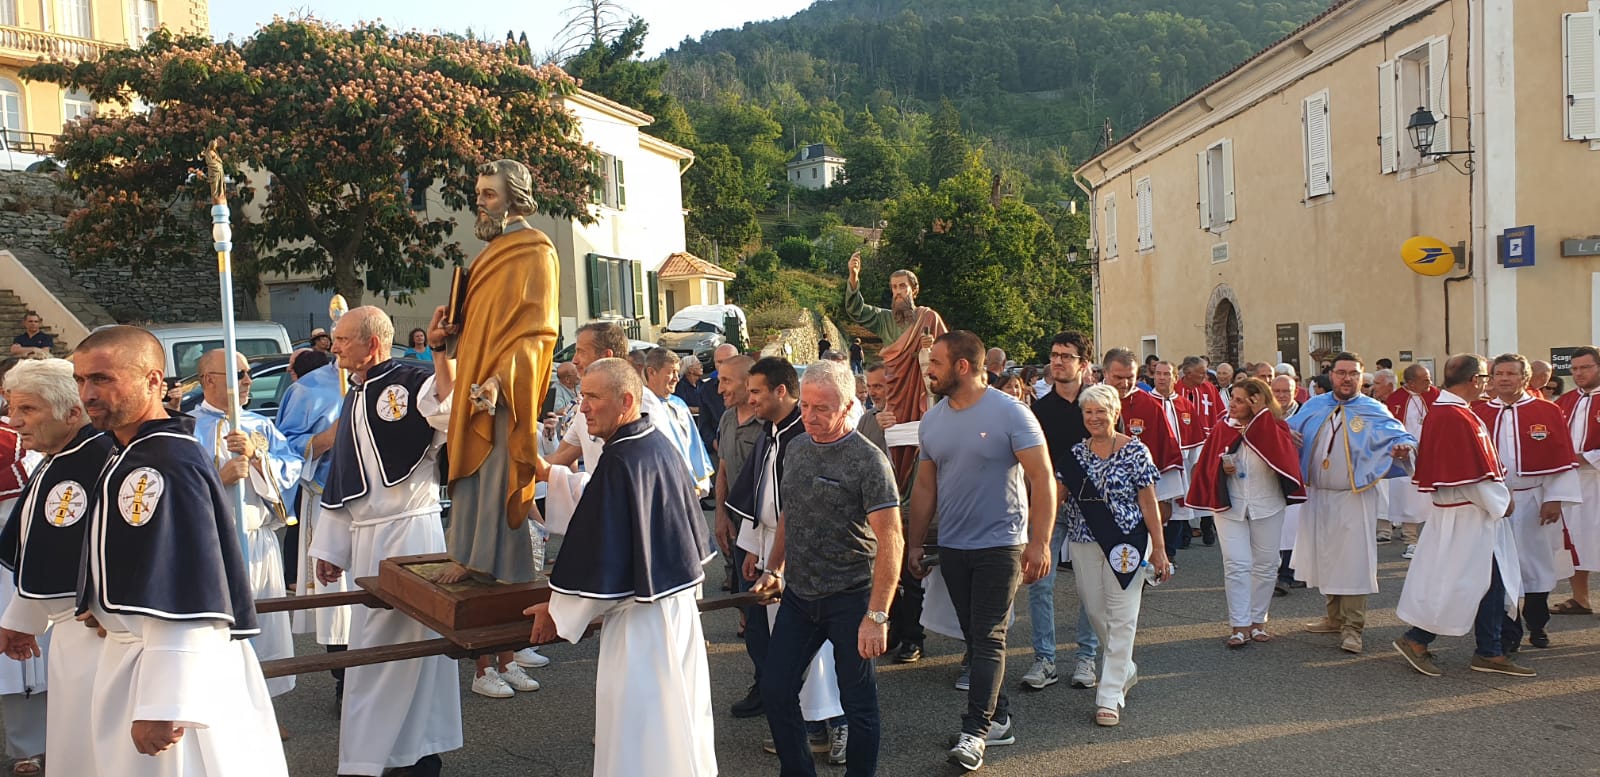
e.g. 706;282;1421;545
210;0;818;57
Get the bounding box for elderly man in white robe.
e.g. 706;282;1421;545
310;307;464;777
1394;354;1532;678
528;358;717;777
190;349;301;702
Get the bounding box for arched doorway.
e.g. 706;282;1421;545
1205;285;1243;366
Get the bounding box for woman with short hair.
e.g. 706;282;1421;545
1057;383;1171;727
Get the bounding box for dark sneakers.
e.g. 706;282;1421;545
893;641;923;663
731;683;764;718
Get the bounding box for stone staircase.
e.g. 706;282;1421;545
0;287;72;357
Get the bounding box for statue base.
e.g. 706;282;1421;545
375;552;549;633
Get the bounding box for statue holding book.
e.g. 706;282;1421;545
435;159;560;585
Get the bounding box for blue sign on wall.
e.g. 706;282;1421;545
1501;225;1535;268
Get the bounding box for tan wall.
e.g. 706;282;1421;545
1088;1;1470;372
1512;0;1600;354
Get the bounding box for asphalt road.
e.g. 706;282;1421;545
10;534;1600;776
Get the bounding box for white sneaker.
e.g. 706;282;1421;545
947;732;985;771
1070;657;1098;689
1020;657;1058;689
1402;544;1417;560
500;662;541;692
471;667;515;699
514;646;551;668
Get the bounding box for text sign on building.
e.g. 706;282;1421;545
1552;346;1582;376
1211;242;1229;263
1499;225;1535;268
1563;238;1600;257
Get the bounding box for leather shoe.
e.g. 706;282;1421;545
731;683;764;718
893;641;923;664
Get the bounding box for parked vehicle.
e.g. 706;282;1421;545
141;321;294;378
657;304;748;370
0;132;62;173
177;353;433;421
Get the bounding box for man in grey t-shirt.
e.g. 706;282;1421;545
907;331;1056;771
752;360;903;776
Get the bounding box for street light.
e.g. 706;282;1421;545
1406;106;1473;169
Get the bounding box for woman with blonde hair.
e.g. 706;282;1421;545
1186;378;1306;647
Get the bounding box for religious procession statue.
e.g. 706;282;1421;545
436;159;561;584
844;251;948;493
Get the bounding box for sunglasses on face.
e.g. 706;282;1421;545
206;370;250;382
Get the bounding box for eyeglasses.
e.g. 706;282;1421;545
1474;374;1490;380
1050;353;1081;362
205;370;250;382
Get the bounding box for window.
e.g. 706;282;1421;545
1303;90;1332;198
58;0;92;38
1102;194;1118;259
1140;336;1158;362
811;167;818;180
0;78;21;146
127;0;158;44
0;0;16;26
587;253;642;319
1134;176;1154;251
592;153;627;209
1309;325;1345;361
1566;10;1599;141
1382;37;1449;172
63;89;94;123
1196;139;1235;231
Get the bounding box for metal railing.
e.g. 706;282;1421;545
0;129;57;155
0;25;117;62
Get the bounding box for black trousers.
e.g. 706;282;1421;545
940;545;1022;738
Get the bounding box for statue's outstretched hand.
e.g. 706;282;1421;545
471;377;500;415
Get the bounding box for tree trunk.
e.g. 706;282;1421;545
333;253;363;306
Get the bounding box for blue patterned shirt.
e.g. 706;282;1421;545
1061;437;1159;543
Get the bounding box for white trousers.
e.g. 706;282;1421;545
1216;509;1285;627
1069;542;1144;711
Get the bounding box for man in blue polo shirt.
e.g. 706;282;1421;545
9;312;53;358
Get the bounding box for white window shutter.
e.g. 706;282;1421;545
1105;195;1119;258
1135;177;1153;250
1566;12;1600;141
1378;61;1398;173
1304;91;1332;198
1220;138;1236;223
1196;151;1211;229
1429;37;1450;156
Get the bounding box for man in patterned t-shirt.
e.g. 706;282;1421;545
752;360;903;777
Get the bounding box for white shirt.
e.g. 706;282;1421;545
1227;439;1288;516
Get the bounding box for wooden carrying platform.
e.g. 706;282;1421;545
256;552;762;679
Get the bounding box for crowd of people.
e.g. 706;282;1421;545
1;282;1596;776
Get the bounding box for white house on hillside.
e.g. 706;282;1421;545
257;89;696;347
786;143;845;190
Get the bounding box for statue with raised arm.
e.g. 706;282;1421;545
844;251;947;492
436;159;560;585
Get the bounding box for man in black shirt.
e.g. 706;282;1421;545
9;312;53;358
1020;331;1100;692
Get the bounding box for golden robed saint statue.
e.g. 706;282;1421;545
434;159;560;585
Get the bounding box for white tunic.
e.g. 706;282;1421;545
1561;390;1600;570
291;485;351;644
1384;391;1432;524
0;495;47;699
308;374;463;775
1493;410;1581;593
0;597;94;777
1395;481;1521;636
543;468;718;777
1292;410;1381;595
87;608;287;777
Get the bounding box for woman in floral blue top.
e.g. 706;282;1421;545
1060;383;1170;727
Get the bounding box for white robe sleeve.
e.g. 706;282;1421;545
308;505;355;571
1541;468;1584;505
547;590;622;644
1583;450;1600;469
133;619;232;728
1461;479;1512;521
544;465;590;536
418;374;453;433
0;593;54;635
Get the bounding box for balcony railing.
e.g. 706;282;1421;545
0;25;117;62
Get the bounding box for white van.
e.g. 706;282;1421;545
143;321;294;378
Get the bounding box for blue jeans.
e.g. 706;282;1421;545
1027;520;1100;663
762;589;880;777
1404;560;1514;658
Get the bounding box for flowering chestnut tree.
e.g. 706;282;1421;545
23;20;600;303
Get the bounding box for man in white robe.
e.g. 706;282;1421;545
69;326;287;776
1394;354;1531;677
1554;346;1600;614
1381;364;1438;556
1475;354;1581;649
190;349;301;700
310;307;462;776
1286;352;1415;655
528;358;717;777
0;405;50;772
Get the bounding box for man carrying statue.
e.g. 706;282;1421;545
845;251;948;492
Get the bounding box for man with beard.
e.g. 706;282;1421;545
435;159;559;586
844;252;949;494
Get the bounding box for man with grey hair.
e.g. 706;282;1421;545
985;347;1006;386
1372;369;1398;402
752;359;903;774
0;358;114;777
1530;360;1553;399
644;347;714;496
529;357;717;777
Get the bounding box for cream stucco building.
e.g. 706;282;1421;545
1;0;206;147
1078;0;1600;378
257;89;698;347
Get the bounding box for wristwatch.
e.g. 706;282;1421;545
864;610;889;625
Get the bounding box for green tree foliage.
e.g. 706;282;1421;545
27;21;597;303
839;109;908;202
774;235;815;270
681;143;761;258
925;99;971;186
562;16;693;145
